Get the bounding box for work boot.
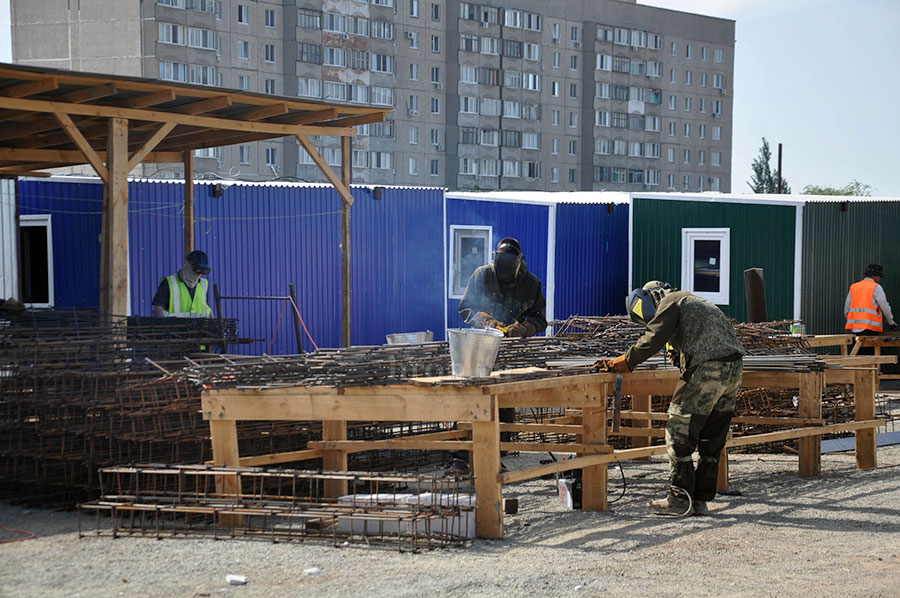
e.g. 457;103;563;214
692;501;709;516
648;492;692;516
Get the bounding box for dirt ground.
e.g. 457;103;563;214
2;446;899;598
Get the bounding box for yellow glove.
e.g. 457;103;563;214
593;354;631;373
473;311;501;329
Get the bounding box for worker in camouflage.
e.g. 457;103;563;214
600;281;745;516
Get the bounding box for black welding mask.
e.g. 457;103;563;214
493;238;526;284
626;280;672;326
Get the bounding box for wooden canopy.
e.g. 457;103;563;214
0;62;383;341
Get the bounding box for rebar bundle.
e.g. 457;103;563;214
79;465;473;551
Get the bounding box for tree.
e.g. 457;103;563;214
802;180;872;197
748;137;791;194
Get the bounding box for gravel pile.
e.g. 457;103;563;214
2;445;899;598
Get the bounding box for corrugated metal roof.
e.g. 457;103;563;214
447;191;631;205
633;191;900;205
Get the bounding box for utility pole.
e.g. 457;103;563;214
776;143;783;194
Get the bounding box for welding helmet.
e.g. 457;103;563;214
493;238;526;284
626;280;672;325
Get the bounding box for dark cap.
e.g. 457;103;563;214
186;250;210;271
864;263;883;278
496;237;522;255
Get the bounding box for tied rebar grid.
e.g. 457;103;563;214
78;465;474;551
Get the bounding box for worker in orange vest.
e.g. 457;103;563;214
844;263;896;335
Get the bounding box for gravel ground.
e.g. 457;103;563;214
2;445;899;598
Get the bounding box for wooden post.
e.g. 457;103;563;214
716;444;729;492
322;420;348;498
209;419;242;526
289;283;303;353
106;117;129;317
340;136;351;348
472;395;503;539
183;150;194;256
798;371;824;477
580;383;608;511
630;394;651;460
853;368;877;470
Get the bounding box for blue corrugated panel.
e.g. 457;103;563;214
554;202;629;318
17;178;103;307
445;198;549;330
19;178;445;354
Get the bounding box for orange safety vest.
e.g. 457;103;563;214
845;278;883;332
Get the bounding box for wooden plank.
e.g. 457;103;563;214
608;426;665;438
120;89;177;109
341;134;351;347
310;439;473;453
630;394;652;460
106;117;129;317
320;112;387;127
472;397;503;539
233;103;289;121
53;112;108;183
270;107;339;125
201;390;494;422
0;76;58;98
126;122;177;172
717;443;729;492
296;133;354;207
480;371;606;394
173;95;232;115
580;381;608;511
496;382;607;409
853;368;877;470
741;371;803;389
322;421;348;498
0;96;356;139
501;442;611;454
0;147;182;164
798;371;824;477
805;334;854;348
209;419;242;526
725;419;881;448
823;355;897;366
238;448;324;467
459;422;584;434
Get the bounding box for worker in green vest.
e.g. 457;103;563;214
152;250;213;318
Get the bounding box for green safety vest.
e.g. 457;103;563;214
165;274;212;317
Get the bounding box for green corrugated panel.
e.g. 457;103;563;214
631;197;796;321
802;201;900;334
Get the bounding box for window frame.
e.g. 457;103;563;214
449;225;492;299
681;227;731;305
19;214;55;307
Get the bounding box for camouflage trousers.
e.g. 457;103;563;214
665;359;743;502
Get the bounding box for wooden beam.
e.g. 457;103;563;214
0;83;119;122
126;122;177;172
321;112;387;128
0;147;183;165
209;419;242;526
120;89;176;109
853;368;877;470
798;371;824;478
174;95;233;115
271;107;338;125
237;448;324;467
580;385;608;512
233;102;289;121
0;96;355;138
184;150;194;255
201;389;494;422
0;169;51;177
341;135;351;348
53;112;108;183
630;395;652;459
0;76;58;98
309;439;473;454
105;117;129;317
322;421;347;498
473;398;503;539
296;133;354;206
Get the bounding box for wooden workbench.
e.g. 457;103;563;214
202;366;881;539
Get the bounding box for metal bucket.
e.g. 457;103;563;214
385;330;434;345
447;328;504;377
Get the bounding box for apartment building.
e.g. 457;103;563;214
10;0;734;191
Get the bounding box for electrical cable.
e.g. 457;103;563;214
606;460;628;503
286;296;319;351
0;522;36;543
668;485;694;516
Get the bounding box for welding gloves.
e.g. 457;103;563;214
595;354;631;373
506;320;537;338
472;311;501;329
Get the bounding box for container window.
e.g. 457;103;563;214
450;226;492;298
681;227;729;305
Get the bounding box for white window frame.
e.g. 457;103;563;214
449;225;492;299
681;227;730;305
19;214;54;307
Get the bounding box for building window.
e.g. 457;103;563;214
686;44;693;59
450;226;491;298
187;27;217;49
189;64;216;86
713;125;722;140
570;55;578;70
551;167;559;183
551;138;559;155
569;83;577;99
264;44;276;63
667;174;675;189
409;157;418;175
714;48;725;63
681;228;730;305
158;0;185;7
431;35;441;53
350;50;369;70
595;110;609;127
410;0;419;18
298;8;321;29
568;111;578;128
264;79;276;94
409;126;418;144
297;77;321;98
712;151;722;167
701;46;708;61
430;159;439;176
265;9;276;27
159;61;187;82
239;145;251;164
551;110;560;126
568;168;577;183
298;43;322;64
683;149;690;164
324;48;347;67
684;123;691;137
667;147;675;162
237;4;249;24
324;81;347;101
503;160;520;178
237;40;250;59
265;147;277;167
158;23;186;45
568;140;577;155
432;2;440;21
238;75;250;91
699;150;706;165
431;97;440;114
371;151;393;169
409;63;419;81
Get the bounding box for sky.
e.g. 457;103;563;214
641;0;900;196
0;1;896;195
